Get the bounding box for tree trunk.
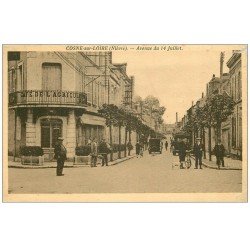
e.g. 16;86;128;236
118;125;121;159
128;129;131;156
208;125;212;161
202;127;206;159
124;127;127;157
109;125;113;161
216;122;222;143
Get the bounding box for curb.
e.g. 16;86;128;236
109;155;136;166
190;156;242;171
8;155;136;169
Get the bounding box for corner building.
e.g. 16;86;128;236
8;51;134;160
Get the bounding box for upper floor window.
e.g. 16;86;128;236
17;62;24;91
8;68;16;93
42;63;62;90
238;71;242;100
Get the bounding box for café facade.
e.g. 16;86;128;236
8;51;134;161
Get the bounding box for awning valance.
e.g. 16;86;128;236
80;113;106;126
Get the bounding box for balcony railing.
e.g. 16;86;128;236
9;90;87;107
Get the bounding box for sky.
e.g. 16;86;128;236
112;45;244;124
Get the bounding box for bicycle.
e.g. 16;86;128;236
185;150;192;168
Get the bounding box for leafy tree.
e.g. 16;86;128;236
98;104;120;161
204;93;234;141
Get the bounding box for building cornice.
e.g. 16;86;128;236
226;53;241;68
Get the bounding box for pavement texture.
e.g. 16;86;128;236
8;150;242;194
197;154;242;170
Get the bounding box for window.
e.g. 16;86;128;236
42;63;62;90
232;117;236;148
238;71;242;100
17;63;24;91
234;76;237;101
8;68;16;92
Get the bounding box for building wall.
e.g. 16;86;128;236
8;51;137;160
227;53;242;158
8;109;15;155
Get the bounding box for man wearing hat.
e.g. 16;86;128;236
54;137;67;176
213;139;225;169
193;138;203;169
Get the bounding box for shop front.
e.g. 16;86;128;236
76;113;106;146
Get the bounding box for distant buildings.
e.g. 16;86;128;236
178;51;242;159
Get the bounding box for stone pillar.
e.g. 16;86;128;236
26;109;36;146
67;110;76;158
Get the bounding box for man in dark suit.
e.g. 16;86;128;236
54;137;67;176
193;138;203;169
99;138;111;166
178;138;187;169
213;139;225;169
165;140;168;151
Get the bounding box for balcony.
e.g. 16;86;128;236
9;90;87;108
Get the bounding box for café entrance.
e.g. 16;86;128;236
41;118;63;160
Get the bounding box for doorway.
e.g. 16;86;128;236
41;119;63;160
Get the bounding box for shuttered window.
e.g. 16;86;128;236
42;63;62;90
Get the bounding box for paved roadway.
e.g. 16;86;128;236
8;150;242;194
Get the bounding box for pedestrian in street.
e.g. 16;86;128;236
136;140;141;158
54;137;67;176
170;139;174;153
178;138;187;169
99;138;111;167
140;141;144;157
90;138;98;167
165;140;168;151
213;139;225;169
193;138;204;169
160;140;163;153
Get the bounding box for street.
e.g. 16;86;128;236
8;150;242;194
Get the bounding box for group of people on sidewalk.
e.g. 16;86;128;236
54;137;112;176
172;137;225;170
89;138;111;168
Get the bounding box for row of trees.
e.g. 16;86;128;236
98;103;156;161
181;93;235;160
133;95;166;130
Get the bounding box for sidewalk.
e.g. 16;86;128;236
191;154;242;170
8;154;136;169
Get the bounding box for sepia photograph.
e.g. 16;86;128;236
2;44;247;202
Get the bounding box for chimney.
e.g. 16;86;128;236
176;112;178;123
202;92;204;98
192;101;194;106
220;52;224;78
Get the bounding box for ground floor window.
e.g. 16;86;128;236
232;117;236;148
77;124;104;146
41;119;62;148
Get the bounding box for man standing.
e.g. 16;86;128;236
213;139;225;169
90;138;98;167
165;140;168;151
193;138;203;169
54;137;67;176
178;138;187;169
136;140;141;158
99;138;110;167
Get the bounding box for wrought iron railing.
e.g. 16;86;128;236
9;90;87;107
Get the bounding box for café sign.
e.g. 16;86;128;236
9;90;87;106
